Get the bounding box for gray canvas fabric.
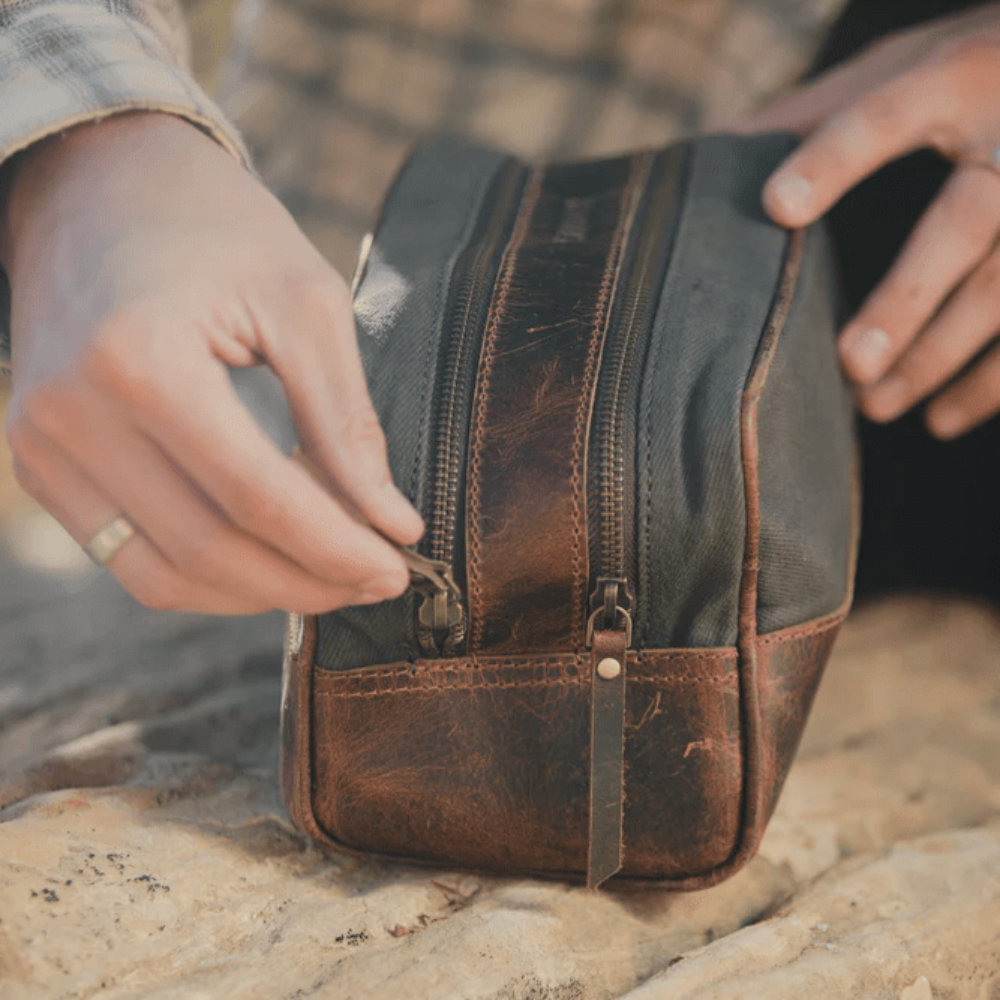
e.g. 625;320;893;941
317;135;507;671
754;223;855;633
636;132;795;649
317;131;853;669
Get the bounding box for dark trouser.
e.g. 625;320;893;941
814;0;1000;605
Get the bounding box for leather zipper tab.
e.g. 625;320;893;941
587;625;628;888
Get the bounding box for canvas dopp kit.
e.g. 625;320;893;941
280;131;858;888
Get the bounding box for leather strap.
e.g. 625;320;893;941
587;627;628;887
465;155;649;655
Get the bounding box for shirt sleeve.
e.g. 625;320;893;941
0;0;252;374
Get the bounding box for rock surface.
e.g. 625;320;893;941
2;505;1000;999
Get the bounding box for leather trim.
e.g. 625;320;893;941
303;646;740;882
465;154;650;655
729;227;808;877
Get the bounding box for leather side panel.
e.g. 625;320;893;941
466;154;648;655
754;615;843;825
309;649;740;880
620;614;846;889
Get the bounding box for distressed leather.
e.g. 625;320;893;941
305;648;741;880
588;627;629;886
466;155;648;655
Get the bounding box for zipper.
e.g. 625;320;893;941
416;159;528;656
587;149;686;648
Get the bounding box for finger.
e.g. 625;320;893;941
840;166;1000;389
90;330;412;602
859;240;1000;423
264;278;425;548
33;383;389;613
925;338;1000;439
7;420;264;615
763;63;957;227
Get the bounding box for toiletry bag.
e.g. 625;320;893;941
281;131;857;887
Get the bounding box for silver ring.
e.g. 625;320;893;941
83;514;136;566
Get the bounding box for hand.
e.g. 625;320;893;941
2;112;423;614
736;4;1000;438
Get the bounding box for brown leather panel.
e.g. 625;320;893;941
621;650;742;880
754;613;844;825
588;628;628;887
309;648;739;880
466;154;649;655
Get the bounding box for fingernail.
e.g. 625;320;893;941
928;404;964;440
768;172;813;219
841;327;891;383
863;375;908;421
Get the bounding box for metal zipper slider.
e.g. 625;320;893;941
290;446;466;653
404;550;463;628
407;550;465;657
586;577;633;648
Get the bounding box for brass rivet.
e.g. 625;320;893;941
597;657;621;680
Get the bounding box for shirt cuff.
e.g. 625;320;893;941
0;0;254;375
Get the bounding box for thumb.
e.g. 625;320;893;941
268;275;424;548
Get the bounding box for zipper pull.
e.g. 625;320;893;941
290;446;466;655
586;577;632;647
586;579;631;888
405;549;465;656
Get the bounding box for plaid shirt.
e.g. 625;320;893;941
0;0;849;372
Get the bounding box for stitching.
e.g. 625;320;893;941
570;152;651;643
314;652;739;698
317;672;740;699
312;647;737;682
406;160;494;505
318;678;585;698
318;656;580;680
757;613;845;647
466;169;543;653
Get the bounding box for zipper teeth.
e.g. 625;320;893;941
429;162;525;568
597;157;676;582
